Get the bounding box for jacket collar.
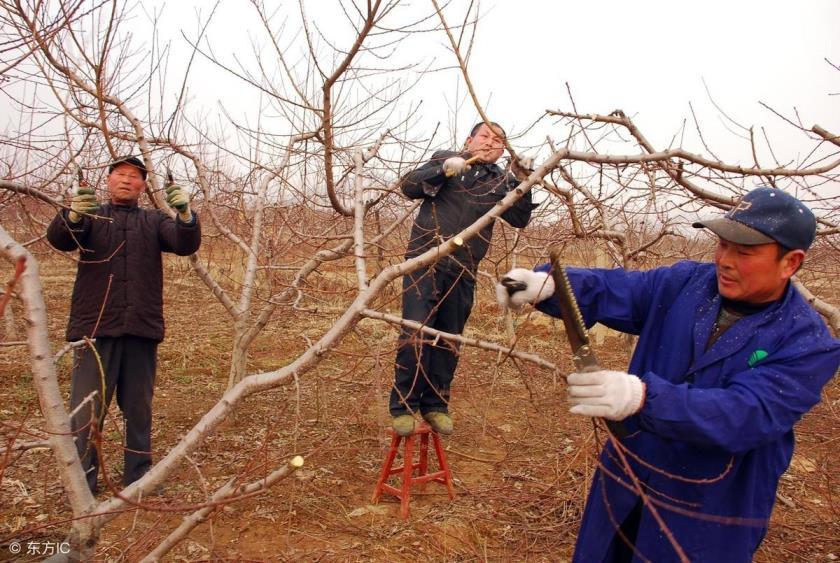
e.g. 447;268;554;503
107;199;140;209
689;274;792;374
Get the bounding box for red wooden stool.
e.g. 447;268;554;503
371;421;455;519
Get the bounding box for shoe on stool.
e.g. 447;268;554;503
422;412;453;435
392;414;416;437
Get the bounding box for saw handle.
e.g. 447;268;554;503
443;155;481;178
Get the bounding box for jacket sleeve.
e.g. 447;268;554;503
534;260;840;454
400;151;454;199
46;210;92;251
638;342;840;454
499;173;537;228
534;262;689;334
157;211;202;256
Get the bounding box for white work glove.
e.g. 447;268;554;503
68;187;99;223
165;183;192;222
495;268;555;311
443;156;470;178
517;154;535;170
511;154;536;180
567;370;645;421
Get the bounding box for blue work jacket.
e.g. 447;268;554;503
535;261;840;562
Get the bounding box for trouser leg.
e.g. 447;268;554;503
390;268;439;416
420;270;475;414
115;336;158;486
603;499;642;563
69;337;119;492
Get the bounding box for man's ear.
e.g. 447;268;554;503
782;249;806;278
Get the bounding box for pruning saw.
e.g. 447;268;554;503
548;247;629;438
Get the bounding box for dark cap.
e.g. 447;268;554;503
693;187;816;250
108;156;148;180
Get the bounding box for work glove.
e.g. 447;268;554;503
510;154;536;181
443;155;471;178
495;268;555;312
68;187;99;223
165;184;192;222
567;370;645;421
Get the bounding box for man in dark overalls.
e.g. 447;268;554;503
390;122;537;436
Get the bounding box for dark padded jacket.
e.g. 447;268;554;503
402;150;536;272
46;203;201;342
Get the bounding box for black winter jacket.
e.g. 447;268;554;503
401;150;536;272
46;203;201;342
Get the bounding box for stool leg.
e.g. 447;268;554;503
432;433;455;500
417;432;430;490
400;434;415;519
371;433;401;503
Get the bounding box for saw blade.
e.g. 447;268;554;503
548;246;628;437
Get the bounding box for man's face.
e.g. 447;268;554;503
465;123;505;163
714;238;804;303
107;163;146;204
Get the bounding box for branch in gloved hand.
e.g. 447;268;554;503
495;268;555;311
68;168;99;223
567;369;646;421
164;171;193;222
443;154;481;178
510;154;536;181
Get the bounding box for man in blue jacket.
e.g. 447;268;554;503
390;121;536;436
497;187;840;562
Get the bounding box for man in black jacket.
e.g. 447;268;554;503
390;122;536;436
47;156;201;492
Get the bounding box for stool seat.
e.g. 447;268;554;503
371;421;455;519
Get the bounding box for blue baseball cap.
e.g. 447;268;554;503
693;187;816;250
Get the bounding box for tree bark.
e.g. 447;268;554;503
0;226;98;561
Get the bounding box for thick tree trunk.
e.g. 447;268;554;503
3;295;17;339
227;332;249;389
0;227;99;560
227;315;254;390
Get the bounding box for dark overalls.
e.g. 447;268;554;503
389;150;536;416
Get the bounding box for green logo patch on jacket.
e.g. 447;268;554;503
748;349;769;367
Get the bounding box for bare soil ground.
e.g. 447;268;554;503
1;251;838;561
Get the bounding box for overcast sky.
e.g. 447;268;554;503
3;0;838;177
133;0;839;167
